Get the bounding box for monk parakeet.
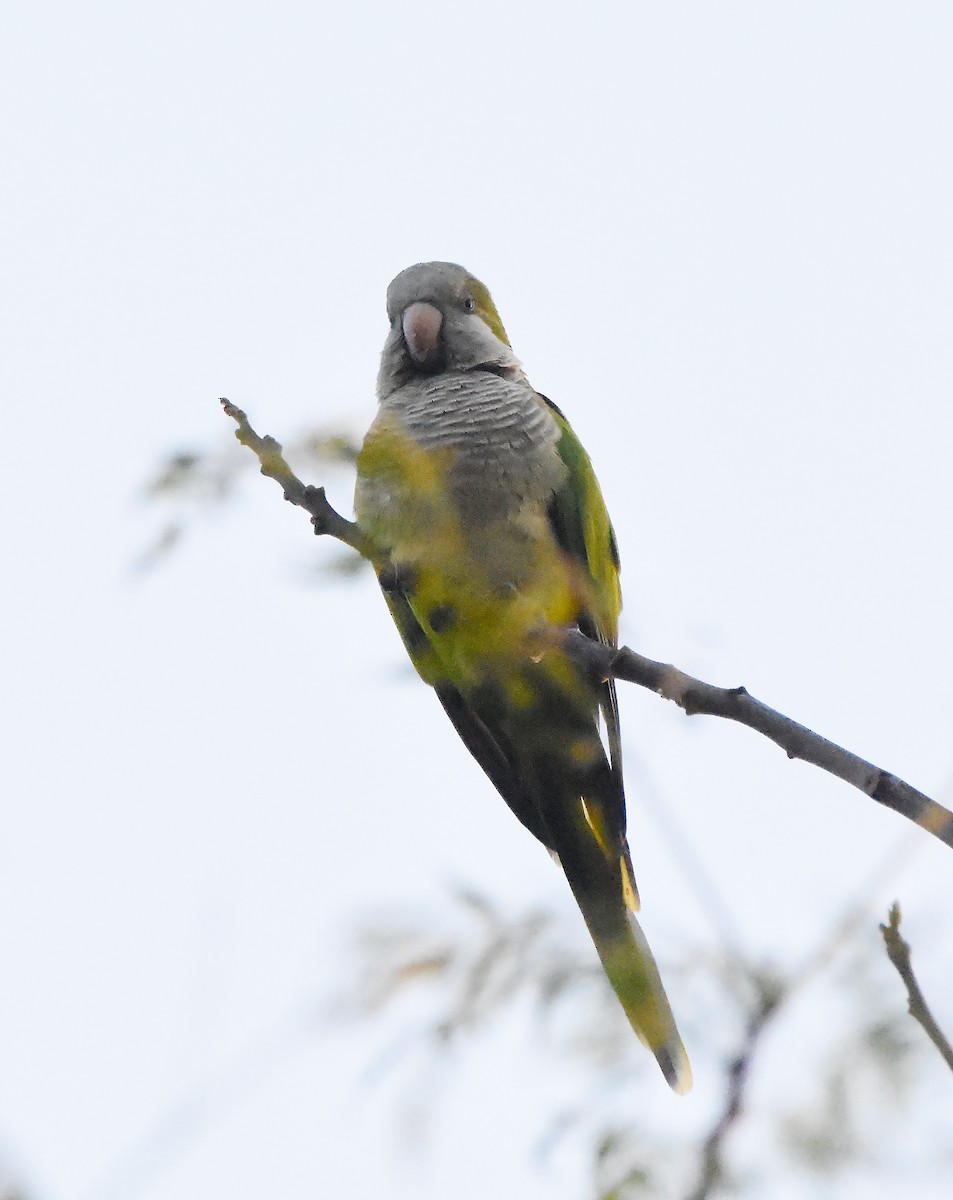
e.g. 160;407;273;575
354;262;691;1092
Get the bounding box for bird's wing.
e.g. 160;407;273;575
537;394;630;878
538;394;622;646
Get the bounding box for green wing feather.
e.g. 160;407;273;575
539;394;621;643
538;394;629;868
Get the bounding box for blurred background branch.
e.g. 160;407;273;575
333;879;933;1200
880;903;953;1074
135;421;363;575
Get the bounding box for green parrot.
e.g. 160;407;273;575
354;262;691;1093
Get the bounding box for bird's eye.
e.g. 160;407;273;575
462;295;476;312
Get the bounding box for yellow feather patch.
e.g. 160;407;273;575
581;796;613;858
621;860;639;913
467;276;511;346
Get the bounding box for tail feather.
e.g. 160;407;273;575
621;909;693;1094
575;866;692;1094
543;778;692;1093
482;668;689;1091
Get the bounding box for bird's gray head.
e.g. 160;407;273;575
377;261;523;399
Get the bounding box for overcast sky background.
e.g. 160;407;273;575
2;2;952;1198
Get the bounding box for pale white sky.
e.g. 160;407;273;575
2;2;952;1198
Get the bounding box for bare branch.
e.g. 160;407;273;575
684;974;785;1200
564;632;953;853
223;402;953;854
880;903;953;1073
220;398;377;560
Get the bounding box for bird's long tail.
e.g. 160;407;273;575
542;777;692;1094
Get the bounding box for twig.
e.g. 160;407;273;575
220;398;377;560
879;902;953;1073
684;975;785;1200
565;632;953;852
222;401;953;854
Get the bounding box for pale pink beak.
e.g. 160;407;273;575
401;301;443;365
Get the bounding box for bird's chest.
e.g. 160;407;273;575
380;373;565;524
355;375;584;680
